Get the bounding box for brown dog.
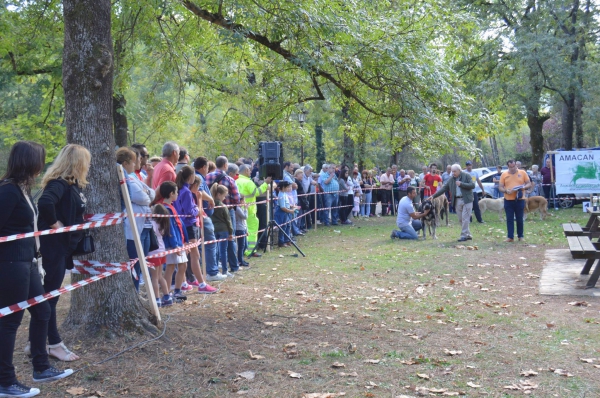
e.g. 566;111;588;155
524;196;550;220
432;194;449;227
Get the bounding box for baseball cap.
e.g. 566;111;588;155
465;160;472;165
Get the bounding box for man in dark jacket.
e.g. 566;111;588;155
432;164;476;242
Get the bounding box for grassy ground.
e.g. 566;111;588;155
14;205;600;397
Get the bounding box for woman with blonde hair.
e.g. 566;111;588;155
31;144;91;362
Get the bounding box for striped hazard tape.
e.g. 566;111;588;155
0;259;137;318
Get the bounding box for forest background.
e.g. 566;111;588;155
2;0;600;172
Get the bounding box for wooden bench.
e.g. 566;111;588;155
568;235;600;288
563;216;600;238
563;223;584;236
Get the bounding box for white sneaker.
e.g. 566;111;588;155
206;273;227;282
225;272;235;278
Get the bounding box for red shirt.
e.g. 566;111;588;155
152;158;176;202
423;173;442;196
152;158;176;188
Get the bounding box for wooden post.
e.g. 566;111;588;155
117;166;161;322
266;188;271;252
314;189;318;231
199;212;206;278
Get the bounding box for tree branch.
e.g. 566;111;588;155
297;75;326;103
181;0;395;118
8;52;55;75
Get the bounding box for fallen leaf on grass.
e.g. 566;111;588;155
331;362;346;368
442;393;460;396
553;368;574;377
401;360;417;365
363;359;380;364
444;349;462;356
580;358;595;363
66;387;86;396
467;382;481;388
302;393;346;398
248;350;264;360
263;322;281;327
236;371;255;380
288;371;303;378
520;369;538;377
417;373;430;380
568;301;591;307
284;342;297;348
428;388;447;393
339;371;358;377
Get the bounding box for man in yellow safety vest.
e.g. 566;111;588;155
236;164;271;256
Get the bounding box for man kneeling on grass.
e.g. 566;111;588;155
391;187;430;240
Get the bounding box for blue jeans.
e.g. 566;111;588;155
493;186;500;199
504;199;525;239
202;217;219;276
236;230;247;265
361;192;372;216
127;227;151;292
393;220;423;239
275;209;291;244
323;193;339;225
227;209;239;271
214;231;231;274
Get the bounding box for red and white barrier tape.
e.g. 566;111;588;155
0;218;123;244
0;259;137;318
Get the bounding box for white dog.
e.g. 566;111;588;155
479;197;505;221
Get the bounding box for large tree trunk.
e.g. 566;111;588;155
574;96;584;148
315;125;326;170
113;93;128;147
62;0;157;336
341;103;354;168
527;107;548;168
562;97;574;150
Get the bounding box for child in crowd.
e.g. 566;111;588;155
160;181;189;302
210;184;235;277
147;204;173;307
352;190;361;218
275;181;295;247
235;196;249;268
174;166;217;294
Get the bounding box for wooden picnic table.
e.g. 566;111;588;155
563;208;600;237
566;213;600;288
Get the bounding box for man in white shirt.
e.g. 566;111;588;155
391;187;430;240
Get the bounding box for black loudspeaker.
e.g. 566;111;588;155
258;141;283;180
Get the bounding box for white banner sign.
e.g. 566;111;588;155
555;151;600;194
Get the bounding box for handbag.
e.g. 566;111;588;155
22;188;45;280
72;230;95;256
149;227;159;251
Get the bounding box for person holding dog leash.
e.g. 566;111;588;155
431;164;476;242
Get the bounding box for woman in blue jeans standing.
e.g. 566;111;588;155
116;147;154;292
0;141;72;398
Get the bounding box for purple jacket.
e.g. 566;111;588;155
174;183;199;227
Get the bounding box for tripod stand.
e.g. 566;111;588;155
249;182;305;257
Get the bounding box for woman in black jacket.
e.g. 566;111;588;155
0;141;72;397
34;144;91;363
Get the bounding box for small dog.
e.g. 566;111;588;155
419;199;438;240
479;197;505;221
524;196;549;220
432;195;449;226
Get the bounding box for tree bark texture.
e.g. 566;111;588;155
113;93;128;147
62;0;156;336
527;107;549;168
341;103;354;168
562;98;574;150
315;125;326;170
574;96;584;148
